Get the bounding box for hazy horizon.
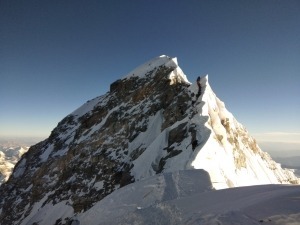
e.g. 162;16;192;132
1;135;299;158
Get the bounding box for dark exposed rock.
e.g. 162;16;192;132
188;124;199;150
168;122;188;146
154;149;183;174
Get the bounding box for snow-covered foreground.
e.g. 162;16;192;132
18;170;300;225
45;169;299;225
14;170;300;225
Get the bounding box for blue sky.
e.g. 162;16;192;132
1;1;299;150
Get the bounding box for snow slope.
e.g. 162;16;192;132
186;76;298;189
23;170;300;225
93;171;299;225
127;73;298;189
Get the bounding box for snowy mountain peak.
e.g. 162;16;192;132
0;56;298;225
123;55;189;85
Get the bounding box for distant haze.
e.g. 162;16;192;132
0;136;45;148
1;133;299;158
253;132;300;157
258;142;300;157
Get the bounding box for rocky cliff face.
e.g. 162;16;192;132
0;55;298;225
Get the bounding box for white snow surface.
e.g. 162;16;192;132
19;193;73;225
79;170;213;225
25;170;300;225
189;76;297;189
83;170;299;225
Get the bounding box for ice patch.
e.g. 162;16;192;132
40;144;54;162
93;181;104;190
20;199;74;225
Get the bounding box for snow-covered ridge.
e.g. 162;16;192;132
71;55;189;120
123;55;190;84
188;75;298;189
123;55;176;79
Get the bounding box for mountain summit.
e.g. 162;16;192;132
0;55;298;225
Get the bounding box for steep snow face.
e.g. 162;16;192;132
130;74;298;188
0;55;298;225
189;76;298;189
